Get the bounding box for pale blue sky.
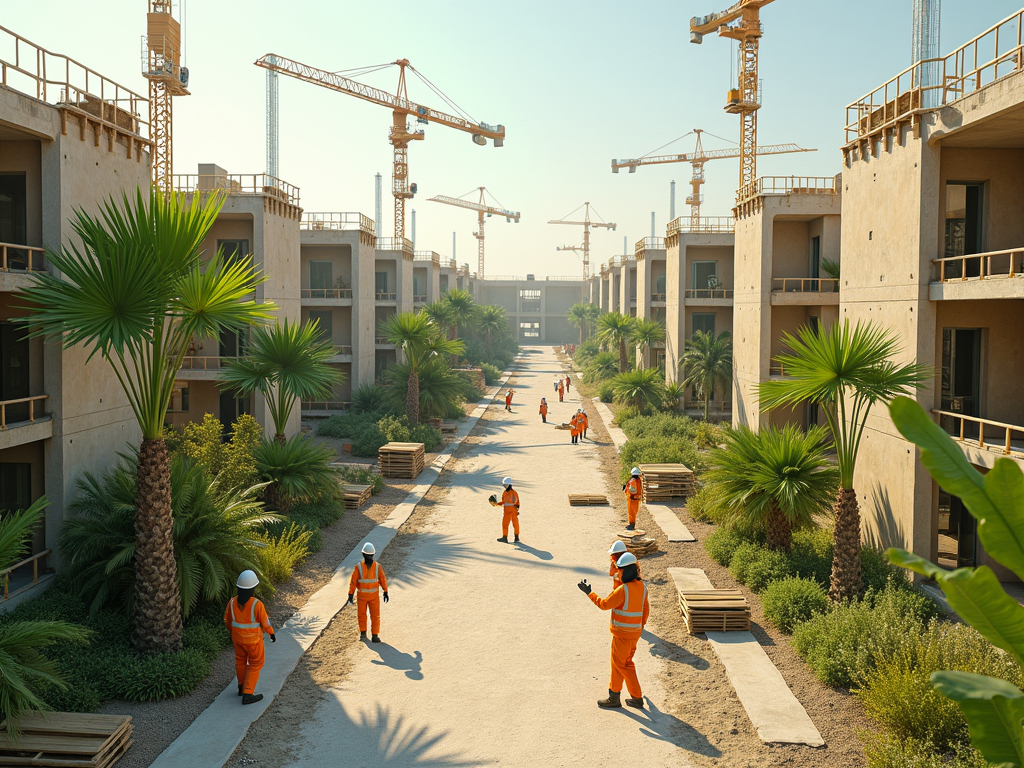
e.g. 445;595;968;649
6;1;1022;277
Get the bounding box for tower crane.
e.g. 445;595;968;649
255;55;506;240
549;203;616;280
428;188;520;280
612;129;814;228
690;0;775;194
143;0;190;195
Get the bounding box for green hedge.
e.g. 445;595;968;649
761;577;828;634
318;413;442;457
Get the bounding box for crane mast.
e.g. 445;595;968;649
143;0;189;195
428;188;520;280
549;203;617;280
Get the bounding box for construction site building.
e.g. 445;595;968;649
474;276;586;344
840;9;1024;581
413;251;442;307
634;237;667;368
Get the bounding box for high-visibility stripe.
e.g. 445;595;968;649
610;583;646;630
357;562;380;594
230;598;262;629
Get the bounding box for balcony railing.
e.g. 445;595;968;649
375;337;390;345
769;363;790;377
651;293;667;302
331;345;353;356
301;212;374;234
668;216;736;236
737;177;839;205
545;275;585;282
0;243;46;273
933;409;1024;457
179;356;235;370
0;549;50;601
845;9;1024;145
301;288;353;300
413;294;427;303
635;236;665;255
0;395;48;429
610;255;637;267
302;401;350;412
375;292;397;301
414;251;441;265
771;277;840;293
933;248;1024;282
376;237;413;254
172;174;300;207
684;288;734;299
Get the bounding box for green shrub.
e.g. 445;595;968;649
762;577;828;633
351;384;389;414
787;528;833;585
255;435;339;511
705;527;747;566
182;620;229;663
409;423;443;451
480;363;502;385
620;413;697;441
255;523;314;583
729;543;791;592
693;420;727;449
863;734;987;768
287;498;344;528
613;406;642;424
165;413;261;493
117;648;211;702
862;545;910;592
598;382;615;403
285;516;323;554
376;414;411;443
619;437;708;482
686;484;717;522
334;465;384;494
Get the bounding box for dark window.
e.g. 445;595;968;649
0;463;31;514
810;236;821;291
940;328;982;428
219;329;239;358
375;271;389;294
937;490;976;569
691;313;716;337
308;311;333;343
0;322;30;423
944;183;983;277
169;385;189;412
217;239;250;266
0;174;27;246
692;261;718;290
309;261;332;290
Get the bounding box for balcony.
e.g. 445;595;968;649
329;345;353;361
635;237;665;257
0;243;47;290
300;212;374;235
172;173;300;208
769;362;792;378
0;395;52;451
933;409;1024;467
301;401;350;414
414;251;441;266
375;292;397;302
770;277;840;305
929;248;1024;301
651;293;667;303
375;337;391;346
413;294;428;303
684;287;734;306
177;356;235;380
301;288;353;304
376;237;413;255
668;216;736;237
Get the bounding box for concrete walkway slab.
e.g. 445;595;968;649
667;569;824;748
648;504;696;542
593;401;627;452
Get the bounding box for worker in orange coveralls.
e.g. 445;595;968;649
578;551;649;709
569;409;581;445
580;409;589;440
623;466;642;531
505;389;514;411
496;476;521;543
565;374;571;393
558;379;565;402
606;539;641;587
539;398;549;423
225;570;276;706
348;542;389;643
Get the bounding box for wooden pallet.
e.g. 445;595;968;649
616;529;647;540
568;494;608;506
625;537;659;557
554;422;572;430
342;484;372;510
0;713;133;768
678;589;751;633
378;442;426;479
639;463;695;501
440;421;459;434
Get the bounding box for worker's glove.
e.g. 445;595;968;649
270;633;277;643
577;579;592;596
383;592;389;603
622;484;627;491
347;594;354;604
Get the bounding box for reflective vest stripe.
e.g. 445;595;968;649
610;583;646;630
356;563;380;595
231;598;261;630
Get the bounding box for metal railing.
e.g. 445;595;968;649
635;236;665;255
0;242;46;272
684;288;734;299
933;247;1024;282
374;337;390;345
302;401;351;412
172;174;300;207
484;275;527;282
651;293;667;302
376;237;413;254
375;292;397;301
737;177;839;204
300;212;374;234
771;277;840;293
668;216;736;236
413;294;428;303
611;255;637;267
769;363;790;377
179;356;236;370
933;409;1024;456
301;288;353;300
544;275;585;282
414;251;441;265
0;549;50;601
0;25;149;139
0;395;48;429
845;9;1024;145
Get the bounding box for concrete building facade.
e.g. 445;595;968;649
474;277;586;344
634;237;667;368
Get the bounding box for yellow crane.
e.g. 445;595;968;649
549;203;616;280
690;0;775;194
255;55;506;240
612;129;814;228
428;188;520;280
143;0;190;195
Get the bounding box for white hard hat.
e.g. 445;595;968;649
362;542;376;555
236;570;259;589
616;552;638;568
502;476;513;486
631;467;641;476
608;540;627;555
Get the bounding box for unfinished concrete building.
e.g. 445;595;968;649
840;9;1024;582
413;251;442;308
474;276;586;344
634;237;667;368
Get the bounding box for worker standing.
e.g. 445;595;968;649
624;466;643;531
497;476;521;543
569;409;581;445
565;374;571;393
225;570;276;706
553;378;559;395
505;389;514;411
539;397;549;424
347;542;389;643
558;379;565;402
580;409;589;440
607;540;641;587
578;552;649;709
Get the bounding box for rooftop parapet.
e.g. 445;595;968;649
301;212;374;235
635;237;665;256
376;237;414;255
735;176;838;217
414;251;442;265
667;216;736;238
173;172;301;209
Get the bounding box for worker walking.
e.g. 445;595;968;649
505;389;514;411
225;570;276;706
558;379;565;402
624;466;643;531
347;542;389;643
578;552;649;709
569;409;581;445
539;397;549;423
565;374;571;393
580;409;589;440
497;476;521;543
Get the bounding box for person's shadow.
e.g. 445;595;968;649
368;643;425;681
512;541;553;561
612;698;722;758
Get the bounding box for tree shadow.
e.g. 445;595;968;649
609;698;722;758
641;629;710;671
511;541;554;561
368;643;424;681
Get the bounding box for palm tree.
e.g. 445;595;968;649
379;312;463;424
476;304;508;358
611;368;666;412
421;300;455;336
596;312;637;373
584;352;619;383
705;425;839;551
759;320;930;600
631;319;665;369
220;319;342;444
681;330;733;421
442;288;477;341
568;302;601;346
20;188;271;655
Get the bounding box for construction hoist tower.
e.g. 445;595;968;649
690;0;774;194
912;0;941;105
143;1;190;194
428;188;520;280
266;55;279;179
549;203;616;280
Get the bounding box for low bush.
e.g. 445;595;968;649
598;382;615;403
351;384;390;414
410;423;443;451
619;437;708;482
376;414;411;443
255;523;314;583
729;543;791;592
705;527;747;566
686;484;717;523
693;420;728;449
620;413;697;441
480;363;502;385
334;465;384;495
255;436;339;511
787;528;833;585
861;545;909;593
164;414;262;493
762;577;828;633
613;406;642;424
862;734;986;768
116;648;212;702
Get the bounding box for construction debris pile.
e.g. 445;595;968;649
378;442;426;479
618;530;658;557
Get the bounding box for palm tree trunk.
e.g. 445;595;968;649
274;432;286;446
618;338;627;373
830;487;864;601
407;368;420;425
133;437;183;655
765;504;792;551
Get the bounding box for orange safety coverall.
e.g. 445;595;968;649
558;382;564;401
580;412;589;436
505;390;513;408
569;414;580;436
625;476;642;526
565;375;571;391
349;561;388;634
501;487;521;537
539;402;548;422
224;596;274;695
589;580;649;698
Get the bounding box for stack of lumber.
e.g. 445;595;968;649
378;442;426;479
678;589;751;633
617;530;658;557
0;712;133;767
568;493;609;506
639;464;696;501
555;422;572;430
342;484;372;510
440;420;459;435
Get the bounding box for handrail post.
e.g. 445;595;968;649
978;421;985;449
959;417;965;442
1006;428;1013;455
28;399;34;422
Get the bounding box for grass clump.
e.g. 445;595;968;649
255;523;314;583
762;577;828;633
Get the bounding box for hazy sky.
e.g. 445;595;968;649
6;1;1021;277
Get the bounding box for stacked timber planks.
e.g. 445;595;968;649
343;484;372;510
440;420;459;435
639;464;695;501
378;442;426;479
617;530;659;557
0;712;133;767
568;494;609;506
678;589;751;633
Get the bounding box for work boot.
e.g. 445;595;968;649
497;536;508;543
360;630;367;640
371;635;381;643
514;535;521;543
597;690;622;709
625;523;635;531
237;684;243;697
625;696;645;709
242;693;264;706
